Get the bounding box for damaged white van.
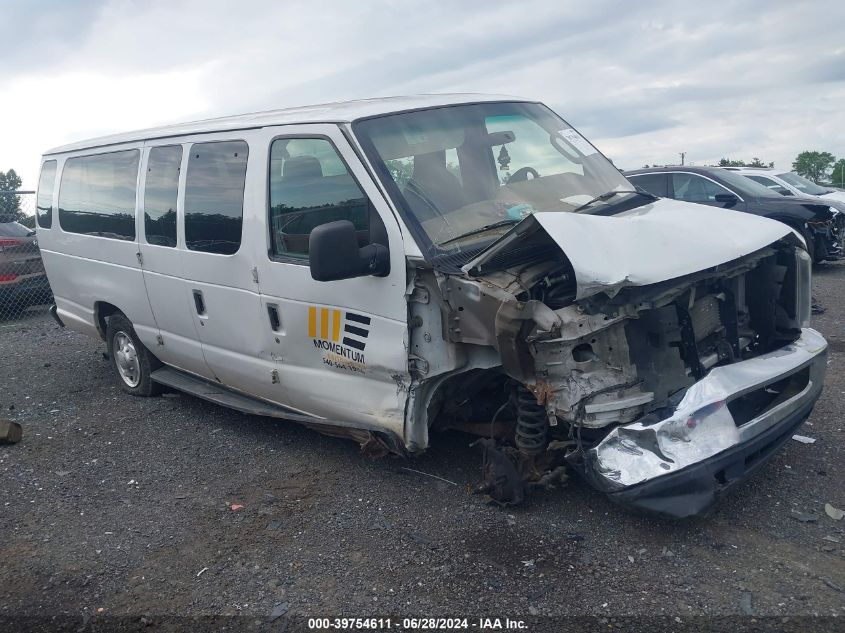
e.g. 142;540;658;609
37;95;827;517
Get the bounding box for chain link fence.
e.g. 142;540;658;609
0;191;53;322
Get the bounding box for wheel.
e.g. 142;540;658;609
106;313;161;396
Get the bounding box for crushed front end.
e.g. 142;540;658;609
430;206;827;517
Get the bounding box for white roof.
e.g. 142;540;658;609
730;167;779;174
45;93;531;155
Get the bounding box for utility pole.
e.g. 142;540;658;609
679;152;686;166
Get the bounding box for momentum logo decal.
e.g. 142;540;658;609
308;306;370;372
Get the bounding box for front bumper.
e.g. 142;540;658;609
584;328;827;518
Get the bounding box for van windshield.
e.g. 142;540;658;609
354;102;630;260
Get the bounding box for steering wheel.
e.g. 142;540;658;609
508;166;539;183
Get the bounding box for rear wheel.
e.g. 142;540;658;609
106;313;161;396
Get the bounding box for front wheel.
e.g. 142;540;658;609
106;313;161;396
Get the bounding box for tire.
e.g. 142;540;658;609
106;313;161;396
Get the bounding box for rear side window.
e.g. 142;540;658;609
184;141;248;255
144;145;182;247
268;137;373;259
628;173;668;198
36;161;57;228
58;150;140;240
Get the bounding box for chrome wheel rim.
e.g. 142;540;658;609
113;331;141;388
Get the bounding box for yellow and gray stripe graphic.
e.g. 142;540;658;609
308;306;370;351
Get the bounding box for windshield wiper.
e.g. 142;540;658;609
438;218;521;246
572;189;657;214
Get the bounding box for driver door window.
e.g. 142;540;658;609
268;138;384;259
671;173;731;204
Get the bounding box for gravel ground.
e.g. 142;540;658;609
0;264;843;632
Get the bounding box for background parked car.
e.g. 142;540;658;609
0;219;52;317
725;167;845;204
626;166;841;263
725;167;845;251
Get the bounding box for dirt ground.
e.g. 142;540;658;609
0;263;843;632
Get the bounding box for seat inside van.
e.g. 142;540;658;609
269;154;371;256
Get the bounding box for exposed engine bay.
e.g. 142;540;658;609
407;215;812;508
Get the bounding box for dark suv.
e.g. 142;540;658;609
626;166;841;263
0;219;52;315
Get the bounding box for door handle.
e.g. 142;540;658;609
267;304;281;331
192;290;206;315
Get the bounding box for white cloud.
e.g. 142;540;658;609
0;68;209;187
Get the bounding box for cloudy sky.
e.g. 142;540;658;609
2;0;844;189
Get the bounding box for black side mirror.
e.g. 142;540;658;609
714;193;738;205
309;220;390;282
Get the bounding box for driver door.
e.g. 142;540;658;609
251;124;410;438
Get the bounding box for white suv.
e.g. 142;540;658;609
727;167;845;205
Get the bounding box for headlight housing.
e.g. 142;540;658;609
795;246;812;328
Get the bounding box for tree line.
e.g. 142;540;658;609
716;151;844;187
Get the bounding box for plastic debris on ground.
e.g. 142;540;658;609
824;503;844;521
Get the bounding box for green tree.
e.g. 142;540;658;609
749;157;775;168
0;168;23;222
792;151;836;183
830;159;845;189
384;158;414;188
719;158;746;167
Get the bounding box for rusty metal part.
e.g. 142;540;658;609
514;385;547;456
472;433;572;506
300;423;403;458
472;438;526;506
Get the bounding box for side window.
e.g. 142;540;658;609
144;145;182;247
269;137;379;259
58;150;139;240
628;173;668;197
184;141;248;255
36;160;57;228
671;173;730;203
748;175;790;195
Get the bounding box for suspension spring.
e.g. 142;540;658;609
515;385;548;456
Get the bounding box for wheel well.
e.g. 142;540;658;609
94;302;123;340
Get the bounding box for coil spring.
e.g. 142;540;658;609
515;385;548;456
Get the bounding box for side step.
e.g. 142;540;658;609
151;367;314;421
149;366;406;454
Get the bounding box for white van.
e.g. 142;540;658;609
37;95;827;517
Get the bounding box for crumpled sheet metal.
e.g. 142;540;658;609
588;328;827;489
465;198;793;300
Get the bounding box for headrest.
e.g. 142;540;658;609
283;155;323;180
413;151;447;176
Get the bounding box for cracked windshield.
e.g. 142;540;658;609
355;102;630;253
